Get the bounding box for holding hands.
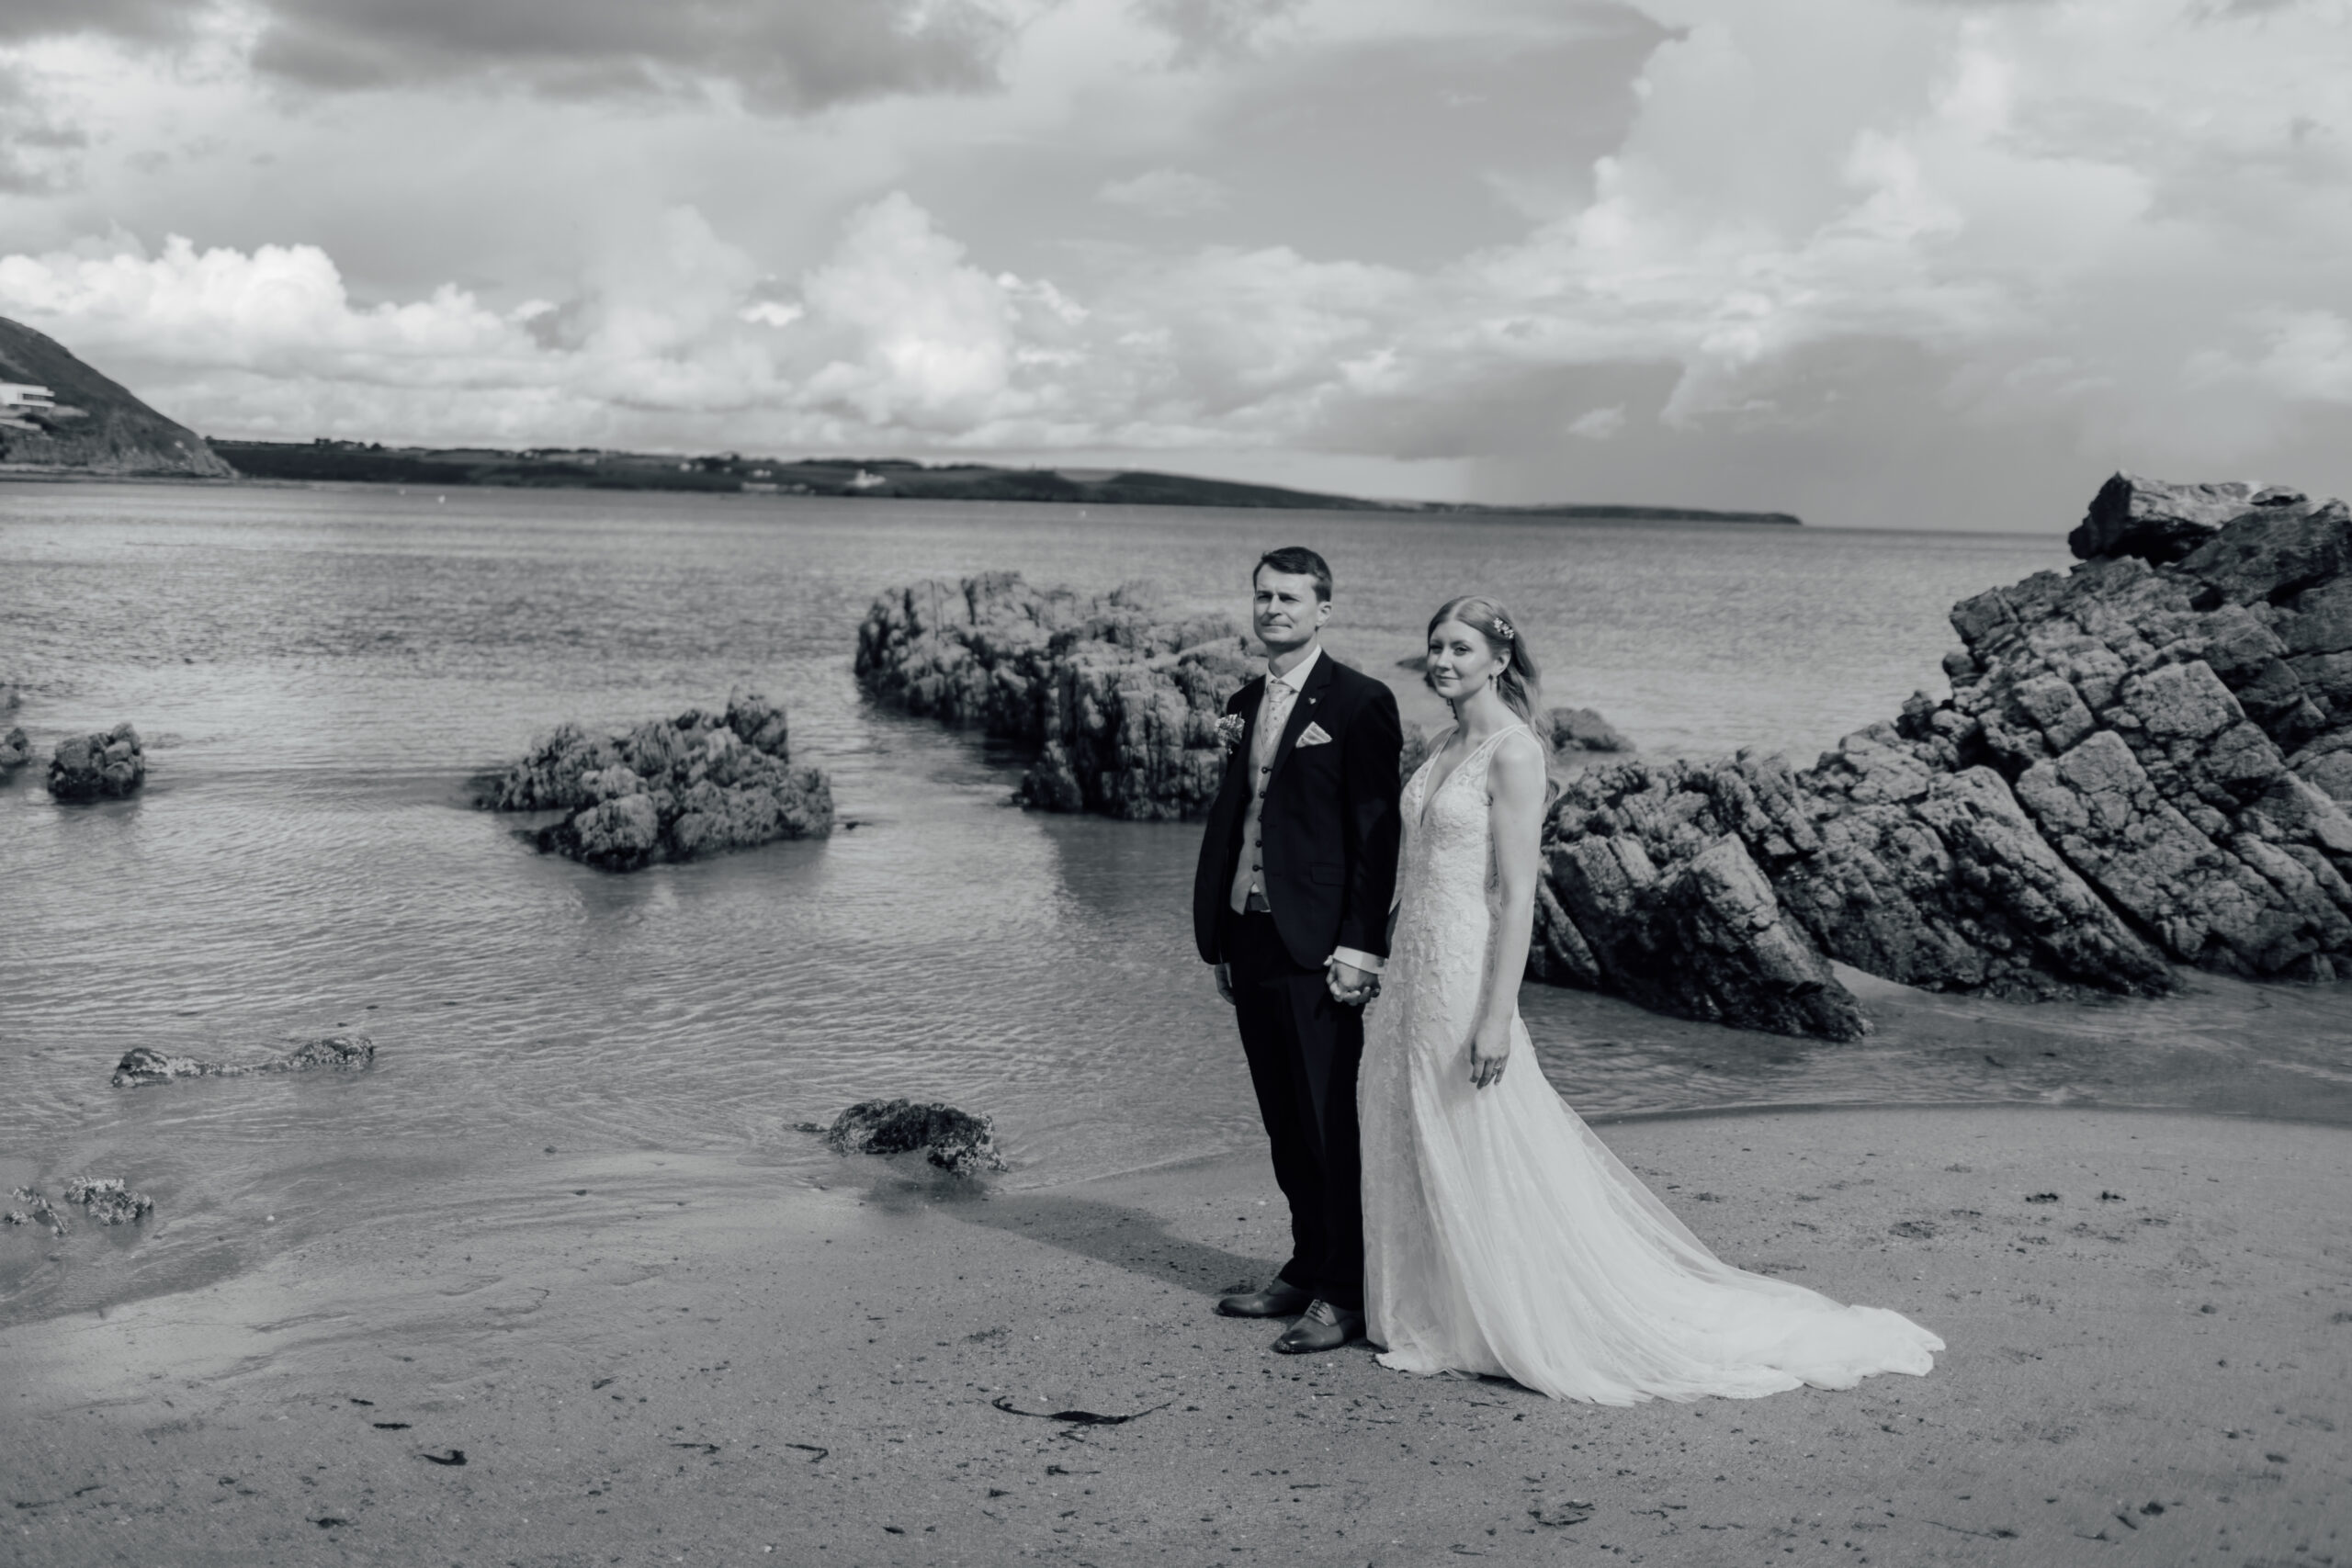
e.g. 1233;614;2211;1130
1326;958;1378;1007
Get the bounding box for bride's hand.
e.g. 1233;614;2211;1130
1467;1017;1511;1089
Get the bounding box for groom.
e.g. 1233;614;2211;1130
1194;547;1403;1354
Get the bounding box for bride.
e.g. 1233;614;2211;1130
1353;595;1944;1403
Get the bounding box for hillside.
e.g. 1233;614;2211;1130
0;318;232;479
209;440;1804;524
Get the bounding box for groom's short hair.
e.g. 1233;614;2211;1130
1255;547;1332;602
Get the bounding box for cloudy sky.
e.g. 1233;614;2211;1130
1;0;2347;529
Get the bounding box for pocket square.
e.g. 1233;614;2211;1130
1295;722;1334;748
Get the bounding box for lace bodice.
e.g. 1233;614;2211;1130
1389;724;1526;1024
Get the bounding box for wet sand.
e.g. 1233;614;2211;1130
4;1105;2347;1567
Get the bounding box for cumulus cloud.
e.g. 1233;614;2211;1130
1422;0;2352;462
1097;168;1230;218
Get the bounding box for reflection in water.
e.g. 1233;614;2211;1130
3;483;2347;1329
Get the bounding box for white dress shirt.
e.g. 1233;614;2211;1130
1227;643;1383;976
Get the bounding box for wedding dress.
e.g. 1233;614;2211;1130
1359;724;1944;1402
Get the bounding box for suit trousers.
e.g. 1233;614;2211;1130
1222;906;1364;1312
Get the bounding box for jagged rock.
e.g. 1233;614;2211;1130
2068;471;2267;564
110;1033;377;1088
1929;493;2352;980
62;1177;153;1225
1548;706;1631;753
1786;736;2171;998
1527;879;1603;988
1529;476;2352;1035
857;575;1250;820
822;1099;1005;1176
1548;830;1868;1039
47;722;143;801
474;688;832;870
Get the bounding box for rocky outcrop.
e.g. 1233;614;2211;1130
820;1099;1005;1176
111;1032;376;1088
47;723;143;800
474;689;831;870
1526;476;2352;1036
857;575;1252;820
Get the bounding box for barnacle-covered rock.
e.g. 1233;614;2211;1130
474;688;831;869
822;1099;1006;1177
47;722;143;800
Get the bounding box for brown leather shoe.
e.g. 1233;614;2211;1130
1272;1299;1364;1353
1216;1280;1313;1318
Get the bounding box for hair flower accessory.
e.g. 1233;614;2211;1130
1493;620;1516;640
1216;713;1248;751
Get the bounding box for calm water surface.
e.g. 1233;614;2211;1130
6;482;2348;1324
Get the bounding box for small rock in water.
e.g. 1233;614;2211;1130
1547;705;1632;754
110;1047;231;1087
110;1033;376;1088
62;1177;154;1225
824;1099;1006;1176
473;688;831;870
5;1189;70;1235
0;725;28;772
46;722;144;801
266;1032;375;1073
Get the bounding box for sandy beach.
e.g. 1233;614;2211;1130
6;1104;2346;1567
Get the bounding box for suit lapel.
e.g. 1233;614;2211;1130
1217;676;1267;810
1264;650;1334;792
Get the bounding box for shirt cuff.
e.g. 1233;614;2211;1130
1329;946;1384;975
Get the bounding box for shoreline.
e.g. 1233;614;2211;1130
6;1102;2346;1565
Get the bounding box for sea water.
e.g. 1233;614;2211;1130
6;482;2349;1324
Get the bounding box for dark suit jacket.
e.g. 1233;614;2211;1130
1193;648;1405;971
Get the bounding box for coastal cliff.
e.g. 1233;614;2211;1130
0;318;233;479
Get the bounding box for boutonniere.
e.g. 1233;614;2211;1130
1216;713;1248;752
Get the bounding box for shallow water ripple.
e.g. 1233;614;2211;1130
6;482;2348;1326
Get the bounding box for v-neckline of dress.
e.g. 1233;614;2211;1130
1418;723;1524;830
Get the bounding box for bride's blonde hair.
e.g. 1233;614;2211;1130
1426;595;1543;726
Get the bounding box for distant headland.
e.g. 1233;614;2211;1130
0;318;232;479
0;310;1800;523
207;439;1804;524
